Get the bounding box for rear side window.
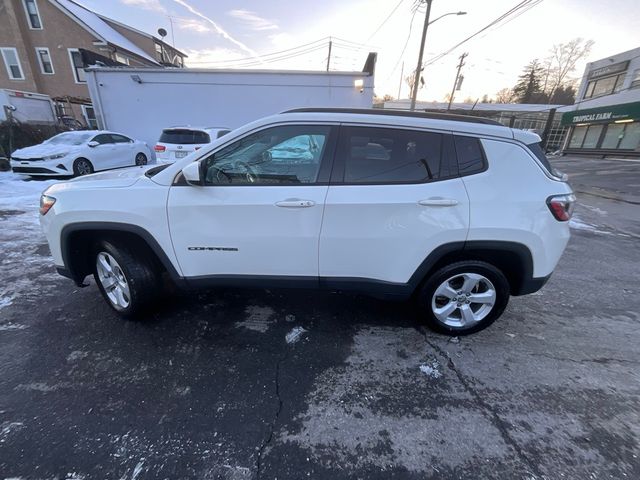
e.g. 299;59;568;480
339;126;451;184
110;134;131;143
525;142;554;174
159;129;210;144
216;130;230;139
453;135;486;175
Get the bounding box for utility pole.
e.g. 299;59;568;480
410;0;433;111
397;61;404;99
447;52;467;111
326;37;332;72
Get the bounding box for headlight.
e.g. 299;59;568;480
45;152;68;160
40;195;56;216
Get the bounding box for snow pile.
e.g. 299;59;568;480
285;326;307;344
419;359;442;379
0;172;61;310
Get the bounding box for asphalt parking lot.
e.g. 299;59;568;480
0;157;639;480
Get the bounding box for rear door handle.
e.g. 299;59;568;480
418;198;459;207
275;199;315;208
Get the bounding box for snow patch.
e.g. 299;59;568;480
0;421;25;443
419;360;442;379
286;326;307;344
130;460;145;480
235;305;275;332
0;322;27;331
67;350;89;362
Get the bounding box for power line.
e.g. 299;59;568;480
388;6;419;79
360;0;406;47
422;0;543;68
188;43;329;67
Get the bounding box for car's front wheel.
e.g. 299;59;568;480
416;260;510;335
93;240;159;318
73;158;94;176
135;152;148;166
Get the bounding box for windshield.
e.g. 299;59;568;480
45;132;94;146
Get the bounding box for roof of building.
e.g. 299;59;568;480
53;0;160;65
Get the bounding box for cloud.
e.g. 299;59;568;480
174;17;211;34
172;0;263;62
228;9;278;31
182;47;246;67
120;0;167;14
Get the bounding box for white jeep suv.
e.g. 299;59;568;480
39;109;574;335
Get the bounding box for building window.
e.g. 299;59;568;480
0;48;25;80
583;73;626;99
82;105;99;129
115;53;130;65
601;124;626;149
631;69;640;90
155;43;163;61
22;0;42;29
54;102;67;117
618;122;640;150
581;125;604;148
568;126;588;148
35;47;54;74
68;49;86;83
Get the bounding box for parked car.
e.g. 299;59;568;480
154;126;230;163
10;130;153;177
39;109;574;335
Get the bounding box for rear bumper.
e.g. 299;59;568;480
513;273;552;296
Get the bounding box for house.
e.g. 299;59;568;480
0;0;186;127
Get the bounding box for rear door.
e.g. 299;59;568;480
168;123;337;279
110;134;136;166
319;125;469;285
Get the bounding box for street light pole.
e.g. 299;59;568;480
409;0;433;112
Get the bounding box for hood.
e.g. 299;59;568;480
12;143;82;159
45;166;151;194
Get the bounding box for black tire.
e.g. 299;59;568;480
135;152;148;166
93;240;160;318
73;158;94;176
415;260;510;336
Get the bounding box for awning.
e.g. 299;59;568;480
561;101;640;126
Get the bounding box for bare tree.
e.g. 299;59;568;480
495;87;516;103
545;38;594;102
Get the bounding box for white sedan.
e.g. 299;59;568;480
10;130;154;177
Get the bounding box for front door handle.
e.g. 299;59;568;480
275;199;315;208
418;198;459;207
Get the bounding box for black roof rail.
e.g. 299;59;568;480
283;107;504;126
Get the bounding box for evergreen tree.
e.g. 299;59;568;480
513;60;545;103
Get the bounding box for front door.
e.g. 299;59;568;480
319;125;470;285
89;133;118;171
168;124;337;279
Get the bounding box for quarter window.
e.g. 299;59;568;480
453;135;486;175
1;48;25;80
340;127;449;183
203;125;331;186
23;0;42;29
36;47;54;74
68;49;86;83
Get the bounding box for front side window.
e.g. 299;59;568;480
340;127;448;184
23;0;42;29
453;135;486;175
69;49;86;83
36;48;53;74
203;125;331;186
1;48;25;80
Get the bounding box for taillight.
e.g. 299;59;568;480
40;195;56;216
547;194;576;221
154;145;166;152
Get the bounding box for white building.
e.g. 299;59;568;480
560;46;640;157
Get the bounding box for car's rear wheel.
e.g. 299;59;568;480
416;260;509;335
135;152;148;166
93;240;159;318
73;158;94;176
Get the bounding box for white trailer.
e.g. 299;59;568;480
85;56;376;147
0;89;57;124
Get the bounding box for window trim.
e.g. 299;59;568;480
81;105;98;129
199;123;339;187
35;46;54;74
0;47;25;80
22;0;43;30
453;134;489;178
67;48;86;83
329;125;459;186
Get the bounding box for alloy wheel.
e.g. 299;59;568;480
431;273;497;328
96;252;131;309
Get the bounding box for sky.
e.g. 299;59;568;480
79;0;640;102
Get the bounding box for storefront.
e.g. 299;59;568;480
561;101;640;157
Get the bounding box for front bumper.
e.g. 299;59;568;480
10;159;72;176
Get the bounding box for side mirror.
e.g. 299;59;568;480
181;161;202;186
87;141;99;148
